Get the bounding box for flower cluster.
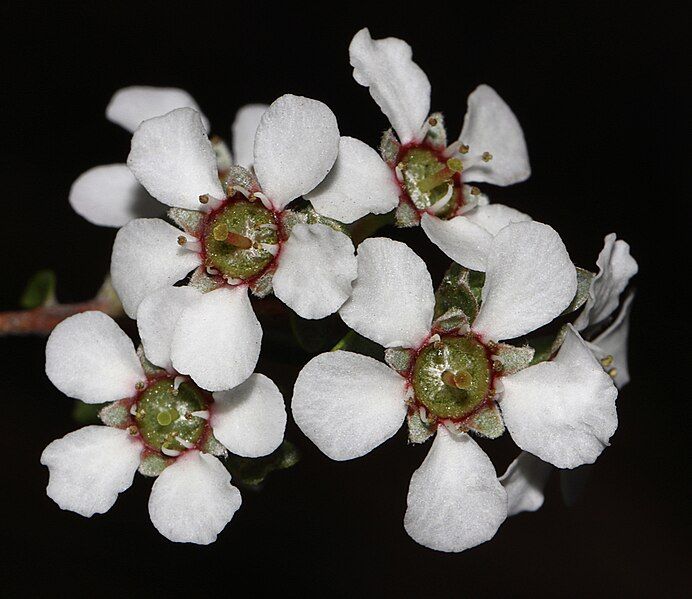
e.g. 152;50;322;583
40;28;637;550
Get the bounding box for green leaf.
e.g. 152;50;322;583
72;400;104;425
20;270;56;309
225;440;300;489
330;330;384;361
434;263;484;321
562;267;595;314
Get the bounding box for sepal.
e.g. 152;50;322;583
432;308;470;334
189;267;223;293
138;450;173;477
379;128;400;166
168;207;204;236
202;432;228;457
384;346;415;374
395;201;420;227
223;165;260;195
407;408;435;444
249;267;275;298
225;440;300;489
465;402;505;439
491;343;535;375
98;400;131;428
20;269;56;309
137;345;168;377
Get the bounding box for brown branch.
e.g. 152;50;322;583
0;298;124;336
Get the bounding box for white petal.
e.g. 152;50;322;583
211;374;286;458
41;426;142;517
46;312;144;403
464;203;532;236
148;451;241;544
404;428;507;553
457;85;530;186
574;234;638;330
349;28;430;144
292;351;408;461
171;287;261;392
106;86;209;133
305;136;400;223
420;213;493;272
69;164;160;227
473;222;577;341
500;326;618;469
588;292;634;388
499;451;552;516
128;107;224;209
136;286;202;370
231;104;267;169
253;94;340;210
110;218;202;318
273;223;357;319
339;238;434;348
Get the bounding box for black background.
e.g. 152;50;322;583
1;2;686;596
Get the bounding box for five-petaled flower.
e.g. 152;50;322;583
40;309;286;544
110;93;374;391
306;28;532;274
291;221;618;552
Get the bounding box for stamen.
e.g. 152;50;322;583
175;436;195;449
231;185;251;198
259;223;278;231
173;375;186;392
395;164;405;183
427;183;454;214
428;116;438;126
129;403;138;416
161;444;181;457
470;186;481;196
600;355;614;367
260;243;280;257
481;151;493;162
206;266;220;275
251;192;273;210
191;410;210;420
198;193;223;211
135;381;146;391
446;157;463;173
198;194;210;205
459;144;470;154
224;276;244;285
127;425;138;436
608;367;618;378
178;236;202;252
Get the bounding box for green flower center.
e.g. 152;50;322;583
134;378;209;454
411;335;492;420
399;147;462;217
203;198;279;281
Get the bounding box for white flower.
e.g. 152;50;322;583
110;94;364;390
305;28;532;272
40;310;286;544
292;222;618;552
501;233;637;517
69;85;267;227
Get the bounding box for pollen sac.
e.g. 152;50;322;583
203;197;279;280
412;335;492;420
399;147;462;218
135;378;209;453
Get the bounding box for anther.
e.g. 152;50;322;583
459;144;470;154
446;157;463;173
428;116;438;126
600;355;614;367
212;223;229;242
608;367;618;378
198;194;210;205
470;186;481;196
481;151;493;162
135;381;146;391
127;425;138;436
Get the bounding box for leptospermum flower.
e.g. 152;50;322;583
309;28;532;273
69;85;267;227
500;233;637;517
40;309;286;544
111;94;364;391
292;222;618;552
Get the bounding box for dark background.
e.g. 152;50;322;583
1;2;686;596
